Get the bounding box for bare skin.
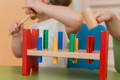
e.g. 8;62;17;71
96;10;120;40
9;0;83;57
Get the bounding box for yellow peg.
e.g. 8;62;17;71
73;38;79;63
53;37;58;64
75;38;79;52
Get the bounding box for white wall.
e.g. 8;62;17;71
72;0;81;11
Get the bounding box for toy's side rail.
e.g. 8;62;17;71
27;50;100;60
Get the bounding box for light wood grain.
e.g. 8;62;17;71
27;49;100;60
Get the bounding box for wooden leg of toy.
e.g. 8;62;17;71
22;29;32;76
22;55;31;75
31;57;39;71
31;29;39;71
99;31;109;80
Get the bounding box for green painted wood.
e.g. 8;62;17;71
69;34;75;62
43;30;48;49
0;66;120;80
43;30;46;49
45;30;48;49
113;38;120;73
69;34;75;52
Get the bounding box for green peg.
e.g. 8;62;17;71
45;30;48;49
43;30;45;49
69;34;75;62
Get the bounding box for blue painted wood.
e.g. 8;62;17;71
37;37;43;63
67;24;107;70
58;32;63;50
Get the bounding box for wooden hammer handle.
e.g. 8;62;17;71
82;8;98;29
9;15;30;36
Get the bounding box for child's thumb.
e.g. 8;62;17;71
96;16;105;23
22;5;31;10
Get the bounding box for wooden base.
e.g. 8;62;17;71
27;49;100;60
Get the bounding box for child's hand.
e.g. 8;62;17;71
23;0;46;16
24;8;37;20
95;10;115;23
9;22;23;37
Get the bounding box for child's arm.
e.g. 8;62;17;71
96;11;120;40
9;22;23;57
42;5;83;34
24;0;83;34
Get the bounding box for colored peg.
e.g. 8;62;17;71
73;38;79;63
53;37;58;64
45;30;48;49
58;32;63;50
43;30;45;49
43;30;49;49
37;37;43;63
82;8;98;29
69;34;75;62
75;38;79;52
86;36;95;64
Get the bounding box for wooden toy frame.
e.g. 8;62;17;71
22;28;109;80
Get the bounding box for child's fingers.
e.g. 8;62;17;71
23;6;37;16
23;7;37;19
12;24;19;33
96;15;108;23
96;16;104;23
13;26;18;32
94;11;104;20
17;22;24;31
10;23;18;31
9;24;15;33
95;12;106;23
23;5;31;10
24;8;32;14
95;12;102;19
9;25;16;34
23;7;34;15
9;22;22;34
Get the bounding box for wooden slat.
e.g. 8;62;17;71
27;50;100;60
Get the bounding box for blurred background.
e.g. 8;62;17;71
0;0;36;66
0;0;24;66
0;0;120;70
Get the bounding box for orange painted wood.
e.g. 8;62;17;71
53;37;58;64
